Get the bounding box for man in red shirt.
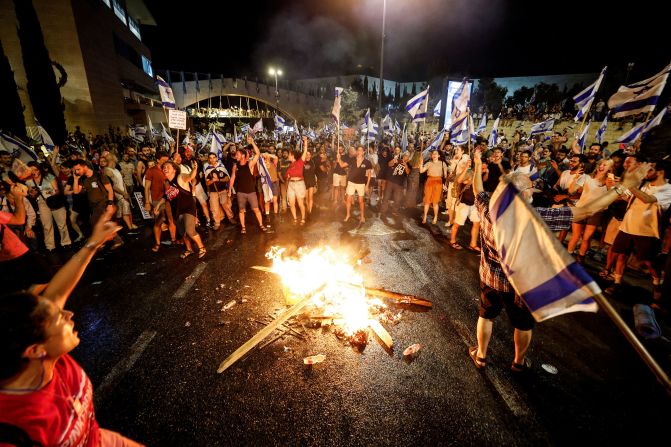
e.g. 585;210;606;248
144;151;176;252
0;209;143;446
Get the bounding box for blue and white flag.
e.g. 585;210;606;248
616;107;668;143
274;114;286;130
423;127;446;159
331;87;344;125
0;131;38;163
477;113;487;135
364;108;378;141
240;124;251;134
595;114;608;144
573;66;607;122
488;115;500;148
577;121;591;151
203;161;230;185
147;115;156;143
209;131;225;159
257;155;274;202
433;100;442;117
160;123;174;144
394;120;401;134
128;125;144;143
383;114;393;135
450;79;470;131
450;118;469;145
405;87;429;123
34;119;54;151
490;180;600;322
400;123;408;152
156;75;176;109
608;62;670;118
234;125;241;143
529;118;555;135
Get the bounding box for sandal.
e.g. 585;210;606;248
151;244;160;252
467;245;480;253
511;358;532;373
180;250;194;259
198;247;207;259
300;219;305;226
241;227;247;234
450;242;463;250
469;346;487;370
598;269;611;278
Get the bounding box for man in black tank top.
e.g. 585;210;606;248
228;136;270;234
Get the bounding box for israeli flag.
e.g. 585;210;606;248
488;115;500;148
529;118;555;135
161;123;174;144
274;114;285;130
450;118;469;145
616;107;667;143
433;100;442;117
401;123;408;152
394;120;401;134
608;62;670;118
0;131;38;163
423;127;446;159
203;161;230;184
450;78;470;131
573;66;607;122
477;114;487;135
331;87;344;125
257;155;274;202
34;119;55;151
490;180;600;322
156;76;176;109
383;114;393;135
595;115;608;144
405;87;429;122
209;131;225;159
240;124;251;134
577;121;591;151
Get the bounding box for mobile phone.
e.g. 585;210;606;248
608;173;614;180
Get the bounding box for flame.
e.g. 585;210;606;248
267;246;385;335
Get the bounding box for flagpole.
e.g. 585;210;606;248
593;293;671;396
633;109;655;147
576;103;592;153
467;107;472;156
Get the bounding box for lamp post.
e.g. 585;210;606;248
378;0;387;116
269;67;283;104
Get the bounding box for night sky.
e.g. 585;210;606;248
142;0;668;82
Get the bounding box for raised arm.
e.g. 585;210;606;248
472;150;484;194
301;136;308;161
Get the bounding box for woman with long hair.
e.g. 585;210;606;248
25;161;71;251
420;150;448;224
567;158;613;263
303;148;317;216
154;161;206;259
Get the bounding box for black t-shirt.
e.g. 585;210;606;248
316;158;330;181
346;157;372;184
483;160;510;192
333;156;348;175
65;176;89;212
460;183;475;206
303;160;317;187
387;161;411;186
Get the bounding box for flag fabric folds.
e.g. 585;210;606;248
257;156;274;202
490;180;600;322
595;115;608;144
423;127;446;159
34;119;54;151
573;66;607;122
450;79;470;131
477;114;487;135
156;76;176;109
383;114;393;135
529;118;555;135
331;87;343;125
252;119;263;135
274;114;286;130
488;115;500;148
616;107;668;143
406;87;429;123
160;123;174;144
577;121;591;150
608;62;670;118
400;123;408;152
0;131;38;163
433;100;442;117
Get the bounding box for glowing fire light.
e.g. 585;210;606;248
266;246;385;335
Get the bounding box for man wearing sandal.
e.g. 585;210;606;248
468;148;650;373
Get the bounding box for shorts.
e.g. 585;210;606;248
346;181;366;197
454;202;480;226
612;231;658;262
479;283;535;331
423;177;443;205
194;183;208;205
333;173;347;187
287;180;306;201
604;217;621;245
177;213;197;237
152;200;167;224
575;211;602;226
237;191;259;211
116;197;131;217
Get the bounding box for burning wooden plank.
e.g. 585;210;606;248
369;319;393;350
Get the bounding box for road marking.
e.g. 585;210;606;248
94;330;156;404
450;319;531;417
173;263;208;298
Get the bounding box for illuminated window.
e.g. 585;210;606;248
142;56;153;78
112;0;126;24
128;16;141;40
102;0;111;7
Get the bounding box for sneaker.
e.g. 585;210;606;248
160;240;173;246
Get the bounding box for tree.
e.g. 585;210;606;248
0;41;27;140
14;0;66;145
339;87;361;126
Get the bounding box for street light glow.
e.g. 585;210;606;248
268;68;276;76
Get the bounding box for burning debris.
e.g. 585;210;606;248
216;245;432;374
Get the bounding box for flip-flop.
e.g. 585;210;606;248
469;346;486;369
450;242;463;250
467;245;480;252
511;358;532;373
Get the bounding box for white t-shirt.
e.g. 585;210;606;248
513;164;537;177
558;170;586;191
105;167;126;200
620;182;671;238
575;176;607;208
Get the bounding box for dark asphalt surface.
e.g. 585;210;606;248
61;206;670;446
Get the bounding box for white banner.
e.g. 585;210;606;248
168;109;186;130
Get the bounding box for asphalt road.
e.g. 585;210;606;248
62;206;670;446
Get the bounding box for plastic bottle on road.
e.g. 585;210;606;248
303;354;326;365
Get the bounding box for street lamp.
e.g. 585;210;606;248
378;0;387;116
268;67;283;103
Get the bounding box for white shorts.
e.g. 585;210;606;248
346;181;366;197
116;197;131;217
604;217;621;245
454;202;480;226
287;180;306;201
333;173;347;187
194;183;208;204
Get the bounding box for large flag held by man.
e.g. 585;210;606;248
529;118;555;135
608;62;670;118
406;87;429;123
450;79;470;131
331;87;343;125
156;75;176;109
488;115;500;148
573;66;607;122
489;180;600;321
616;107;668;144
